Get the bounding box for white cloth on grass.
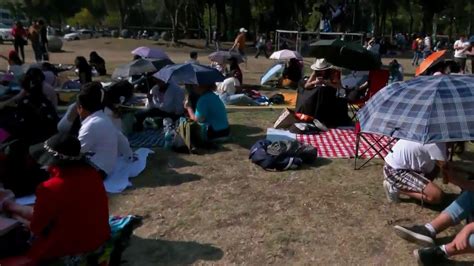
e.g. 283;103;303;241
15;148;154;205
384;139;447;174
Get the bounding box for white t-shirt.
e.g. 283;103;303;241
367;44;380;54
454;40;468;58
79;110;132;175
217;77;240;96
385;140;447;174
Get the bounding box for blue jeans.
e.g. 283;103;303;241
443;191;474;247
412;51;422;65
220;94;258;106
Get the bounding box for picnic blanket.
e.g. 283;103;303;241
15;148;153;205
297;128;394;159
128;129;164;148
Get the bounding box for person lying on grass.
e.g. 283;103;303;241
0;133;110;265
382;139;453;205
394;187;474;265
185;84;230;141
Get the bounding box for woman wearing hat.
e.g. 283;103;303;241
296;58;351;128
0;133;110;264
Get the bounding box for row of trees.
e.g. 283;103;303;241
3;0;474;40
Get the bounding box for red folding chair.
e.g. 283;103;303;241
349;69;390;120
354;121;397;170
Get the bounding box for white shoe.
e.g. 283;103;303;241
383;180;400;203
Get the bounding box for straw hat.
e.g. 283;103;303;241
310;58;333;71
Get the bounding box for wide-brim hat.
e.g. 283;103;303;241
239;28;248;33
310;58;333;71
30;133;84;166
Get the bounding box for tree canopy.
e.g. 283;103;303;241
3;0;474;39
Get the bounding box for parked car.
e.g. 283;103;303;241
0;22;13;42
64;29;100;41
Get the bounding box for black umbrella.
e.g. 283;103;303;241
310;39;382;71
112;59;158;79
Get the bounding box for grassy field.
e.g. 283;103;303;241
1;38;474;265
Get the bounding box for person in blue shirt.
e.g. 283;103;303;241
185;84;230;140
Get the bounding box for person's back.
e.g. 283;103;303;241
28;164;110;261
79;110;118;174
196;91;229;131
385;140;446;174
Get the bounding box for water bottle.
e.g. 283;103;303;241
163;118;174;149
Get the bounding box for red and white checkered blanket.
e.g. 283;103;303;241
297;129;395;159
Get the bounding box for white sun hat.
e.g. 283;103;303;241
310;58;333;71
239;28;248;33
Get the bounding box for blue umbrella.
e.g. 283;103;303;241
260;63;285;85
358;75;474;144
153;63;225;85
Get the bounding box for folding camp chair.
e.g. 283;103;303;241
348;69;390;120
354;122;397;170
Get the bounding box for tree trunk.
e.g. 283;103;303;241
353;0;360;31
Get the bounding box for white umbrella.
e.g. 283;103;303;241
269;49;302;60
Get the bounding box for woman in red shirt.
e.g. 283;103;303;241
0;133;110;265
11;21;27;63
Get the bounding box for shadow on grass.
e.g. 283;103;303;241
125;236;224;265
399;192;459;212
230;124;266;149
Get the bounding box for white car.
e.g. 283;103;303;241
64;29;99;41
0;23;13;42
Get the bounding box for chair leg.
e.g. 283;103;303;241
354;134;361;170
355;134;396;170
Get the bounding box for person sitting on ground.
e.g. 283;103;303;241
134;78;185;131
185;51;200;64
393;183;474;264
382;139;449;205
217;76;258;106
89;51;107;76
280;58;302;88
228;57;243;84
0;51;24;82
0;133;110;265
185;84;230;140
210;60;226;75
76;82;133;178
388;59;403;83
75;56;92;85
58;80;134;135
296;58;351;128
0;68;58;143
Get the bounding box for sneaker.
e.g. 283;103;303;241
394;225;436;246
413;247;448;265
383;180;400;203
312;119;328;132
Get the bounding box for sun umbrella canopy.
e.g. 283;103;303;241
112;59;158;79
131;46;169;60
269;49;302;60
146;58;174;72
310;39;381;71
358;75;474;144
260;63;285;85
153;63;225;85
415;50;447;76
208;51;244;64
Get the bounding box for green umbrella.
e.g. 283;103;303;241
310;39;382;71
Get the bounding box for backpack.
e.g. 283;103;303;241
249;140;317;171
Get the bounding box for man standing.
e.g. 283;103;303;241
454;35;468;73
29;21;41;62
230;28;247;59
38;20;49;61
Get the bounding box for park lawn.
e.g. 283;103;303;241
111;109;474;265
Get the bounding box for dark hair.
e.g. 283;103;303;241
8;51;22;66
22;68;45;98
77;82;104;113
38;20;44;26
190;51;198;59
104;80;133;115
229;57;239;70
75;56;90;72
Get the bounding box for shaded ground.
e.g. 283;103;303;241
1;39;474;265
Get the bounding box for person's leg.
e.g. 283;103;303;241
13;41;19;57
226;94;259;106
19;44;25;63
134;108;175;130
255;48;261;58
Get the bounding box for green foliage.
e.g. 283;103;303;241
103;11;121;28
67;8;98;27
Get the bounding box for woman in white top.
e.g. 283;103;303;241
216;77;258;106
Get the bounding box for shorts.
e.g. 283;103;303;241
383;164;431;193
455;57;467;70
